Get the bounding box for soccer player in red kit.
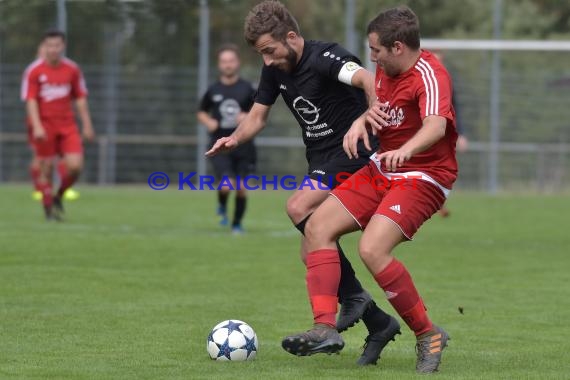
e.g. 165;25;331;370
25;42;77;202
21;29;95;220
284;6;457;373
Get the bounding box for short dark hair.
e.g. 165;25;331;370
244;0;300;46
367;6;420;50
43;28;66;42
217;43;240;59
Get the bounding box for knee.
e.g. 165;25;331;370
305;216;334;246
66;164;82;177
286;196;310;222
359;239;390;267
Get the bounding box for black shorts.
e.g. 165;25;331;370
307;141;374;190
209;141;256;180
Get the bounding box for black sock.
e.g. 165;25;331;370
218;191;229;213
362;301;391;333
337;240;365;301
232;195;246;227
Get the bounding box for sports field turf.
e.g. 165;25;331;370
1;185;569;379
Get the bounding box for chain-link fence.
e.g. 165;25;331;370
1;0;569;192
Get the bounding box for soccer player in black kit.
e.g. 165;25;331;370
206;1;400;363
198;44;257;234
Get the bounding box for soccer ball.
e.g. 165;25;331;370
206;320;258;361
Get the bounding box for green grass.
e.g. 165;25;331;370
1;185;569;379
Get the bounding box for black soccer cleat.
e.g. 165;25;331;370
357;315;401;365
282;324;344;356
52;196;64;220
336;290;373;332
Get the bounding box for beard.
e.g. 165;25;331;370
277;43;298;73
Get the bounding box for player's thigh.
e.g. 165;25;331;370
59;126;83;156
61;153;83;173
329;163;385;229
286;181;330;223
304;194;361;250
375;180;446;240
34;140;57;161
359;215;406;274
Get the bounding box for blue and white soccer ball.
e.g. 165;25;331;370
206;320;258;361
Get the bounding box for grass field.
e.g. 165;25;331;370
1;185;569;379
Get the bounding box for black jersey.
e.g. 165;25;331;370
199;78;256;141
255;40;369;156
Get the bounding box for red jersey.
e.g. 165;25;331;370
372;50;458;192
21;57;88;125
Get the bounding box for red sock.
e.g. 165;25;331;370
57;174;76;198
57;161;68;179
305;249;341;327
30;166;41;191
38;181;53;208
374;258;432;336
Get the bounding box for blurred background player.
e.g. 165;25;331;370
197;44;257;234
21;29;95;220
433;51;469;217
26;42;80;202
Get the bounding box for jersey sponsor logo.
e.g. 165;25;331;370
389;204;401;214
292;96;320;125
311;169;326;175
380;102;405;128
219;98;242;129
212;94;223;102
40;83;71;102
279;84;287;91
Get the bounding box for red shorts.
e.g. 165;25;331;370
32;121;83;158
330;161;446;239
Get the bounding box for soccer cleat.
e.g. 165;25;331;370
52;196;65;221
32;191;43;201
336;290;373;332
415;325;450;373
232;225;244;235
357;315;401;365
217;206;228;226
44;206;62;222
63;188;80;201
282;324;344;356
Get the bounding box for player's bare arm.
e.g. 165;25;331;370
205;102;270;157
348;68;376;107
26;99;46;141
76;97;95;142
378;115;447;171
196;111;219;133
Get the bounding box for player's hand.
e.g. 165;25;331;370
83;126;96;142
205;136;238;157
377;148;413;172
33;127;47;142
366;100;391;132
343;117;371;159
